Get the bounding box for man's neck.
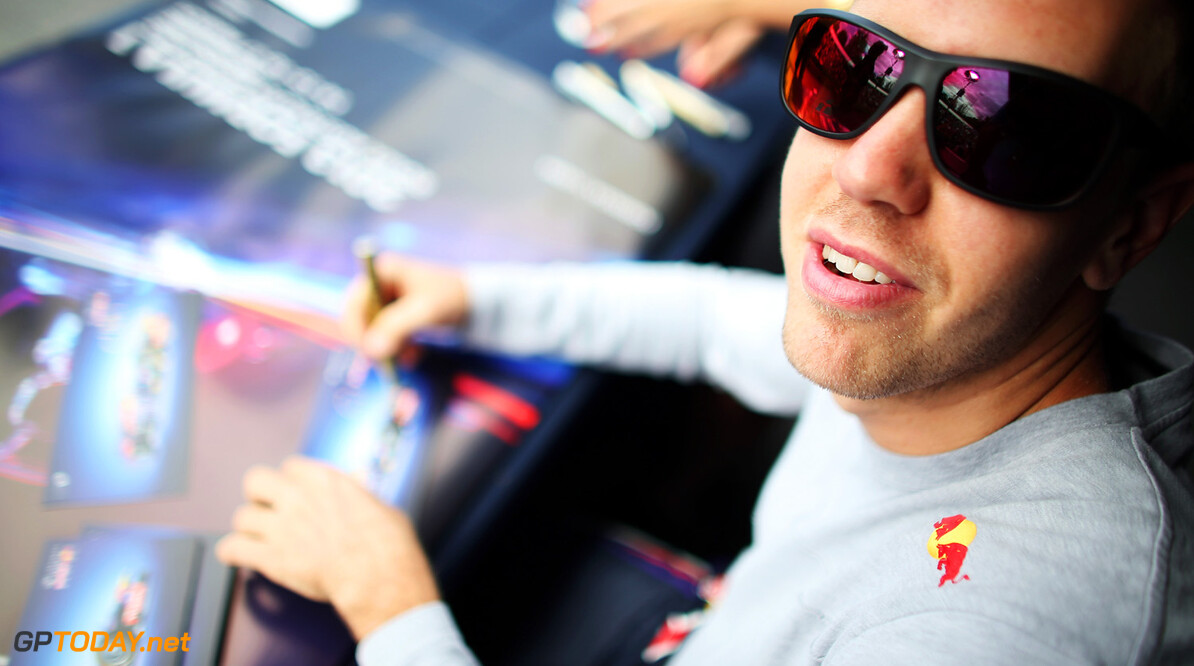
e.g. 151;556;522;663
835;312;1110;456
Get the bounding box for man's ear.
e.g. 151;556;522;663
1083;162;1194;291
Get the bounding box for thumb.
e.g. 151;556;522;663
361;299;435;360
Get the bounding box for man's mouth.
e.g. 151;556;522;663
821;244;894;285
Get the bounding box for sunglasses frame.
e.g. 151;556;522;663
780;9;1163;210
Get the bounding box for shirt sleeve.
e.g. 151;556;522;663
462;261;811;416
356;601;480;666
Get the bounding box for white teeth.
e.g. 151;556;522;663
851;262;876;282
821;244;893;285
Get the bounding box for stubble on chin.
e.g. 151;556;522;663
782;274;1054;402
781;297;933;400
779;198;1055;402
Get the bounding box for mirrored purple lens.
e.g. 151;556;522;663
933;66;1118;205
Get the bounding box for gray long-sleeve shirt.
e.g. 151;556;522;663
358;262;1194;665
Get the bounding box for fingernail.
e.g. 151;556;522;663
363;332;388;358
584;26;613;50
680;65;707;89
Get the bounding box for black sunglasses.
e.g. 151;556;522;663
780;9;1165;210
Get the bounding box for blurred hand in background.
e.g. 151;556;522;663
584;0;851;88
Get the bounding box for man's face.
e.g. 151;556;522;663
779;0;1145;402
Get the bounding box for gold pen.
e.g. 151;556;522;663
353;236;400;384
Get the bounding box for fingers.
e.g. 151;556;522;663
242;464;291;508
676;31;710;74
241;457;332;509
220;456;440;633
593;12;692;57
340;252;413;354
215;532;272;570
282;455;357;494
586;0;677;55
281;454;329;479
583;0;648;30
598;18;672;56
339;253;469;361
231;503;275;539
215;531;327;601
677;20;761;88
360;298;434;360
585;0;730;57
341;260;410;353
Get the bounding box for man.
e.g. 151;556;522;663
216;0;1194;662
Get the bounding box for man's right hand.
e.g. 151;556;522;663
341;254;470;361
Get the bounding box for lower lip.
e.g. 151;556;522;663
801;243;916;311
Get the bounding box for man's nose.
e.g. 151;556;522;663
831;89;934;215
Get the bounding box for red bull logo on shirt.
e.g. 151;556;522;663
927;514;976;587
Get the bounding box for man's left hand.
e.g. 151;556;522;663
216;456;440;639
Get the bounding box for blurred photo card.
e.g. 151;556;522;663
13;530;201;665
301;349;436;512
45;283;201;506
82;525;235;666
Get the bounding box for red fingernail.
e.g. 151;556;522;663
680;66;707;89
